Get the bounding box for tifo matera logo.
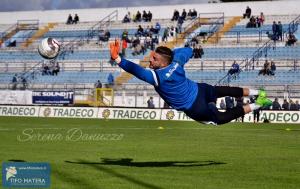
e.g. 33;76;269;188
6;166;17;181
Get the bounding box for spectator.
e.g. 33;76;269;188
147;96;155;108
147;11;153;22
270;61;276;75
66;14;73;24
277;21;283;41
272;21;278;40
272;98;281;110
193;45;204;59
220;99;226;110
228;60;240;76
253;108;262;123
107;73;114;87
290;99;298;110
12;74;17;90
123;13;131;23
121;39;128;58
52;63;60;76
99;30;110;42
296;100;300;110
154;22;161;34
243;6;251;19
187;9;192;20
286;32;297;46
73;14;79;24
191;9;197;19
171;9;180;21
95;80;102;88
256;17;261;28
282;99;290;110
136;25;144;36
135;11;142;22
181;9;187;20
122;29;129;41
259;12;265;25
21;77;27;90
177;16;184;33
162;27;169;42
258;60;271;76
142;10;148;22
246;16;256;28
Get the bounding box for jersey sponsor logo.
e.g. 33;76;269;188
165;63;179;78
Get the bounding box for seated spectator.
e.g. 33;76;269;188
134;11;142;22
258;60;271;76
66;14;73;24
95;80;102;88
193;45;204;59
142;10;148;22
191;9;197;19
246;16;256;28
99;30;110;42
243;6;251;19
123;14;131;23
290;99;298;110
272;98;281;110
147;97;155;108
171;9;180;21
136;25;144;36
149;25;156;34
147;11;153;22
73;14;79;24
286;32;297;46
282;99;290;110
270;61;276;75
228;61;240;75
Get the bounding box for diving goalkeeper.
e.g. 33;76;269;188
110;40;272;125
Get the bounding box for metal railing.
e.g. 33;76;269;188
215;15;300;86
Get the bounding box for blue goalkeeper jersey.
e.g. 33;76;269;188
118;47;198;111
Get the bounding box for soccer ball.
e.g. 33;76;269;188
38;38;60;59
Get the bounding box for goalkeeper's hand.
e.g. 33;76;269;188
109;39;121;63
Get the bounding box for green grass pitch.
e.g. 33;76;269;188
0;117;300;189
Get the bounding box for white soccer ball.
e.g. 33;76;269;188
38;38;60;59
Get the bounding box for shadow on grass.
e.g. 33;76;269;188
66;158;226;167
66;159;165;189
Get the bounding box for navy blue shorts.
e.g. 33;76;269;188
184;83;218;122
